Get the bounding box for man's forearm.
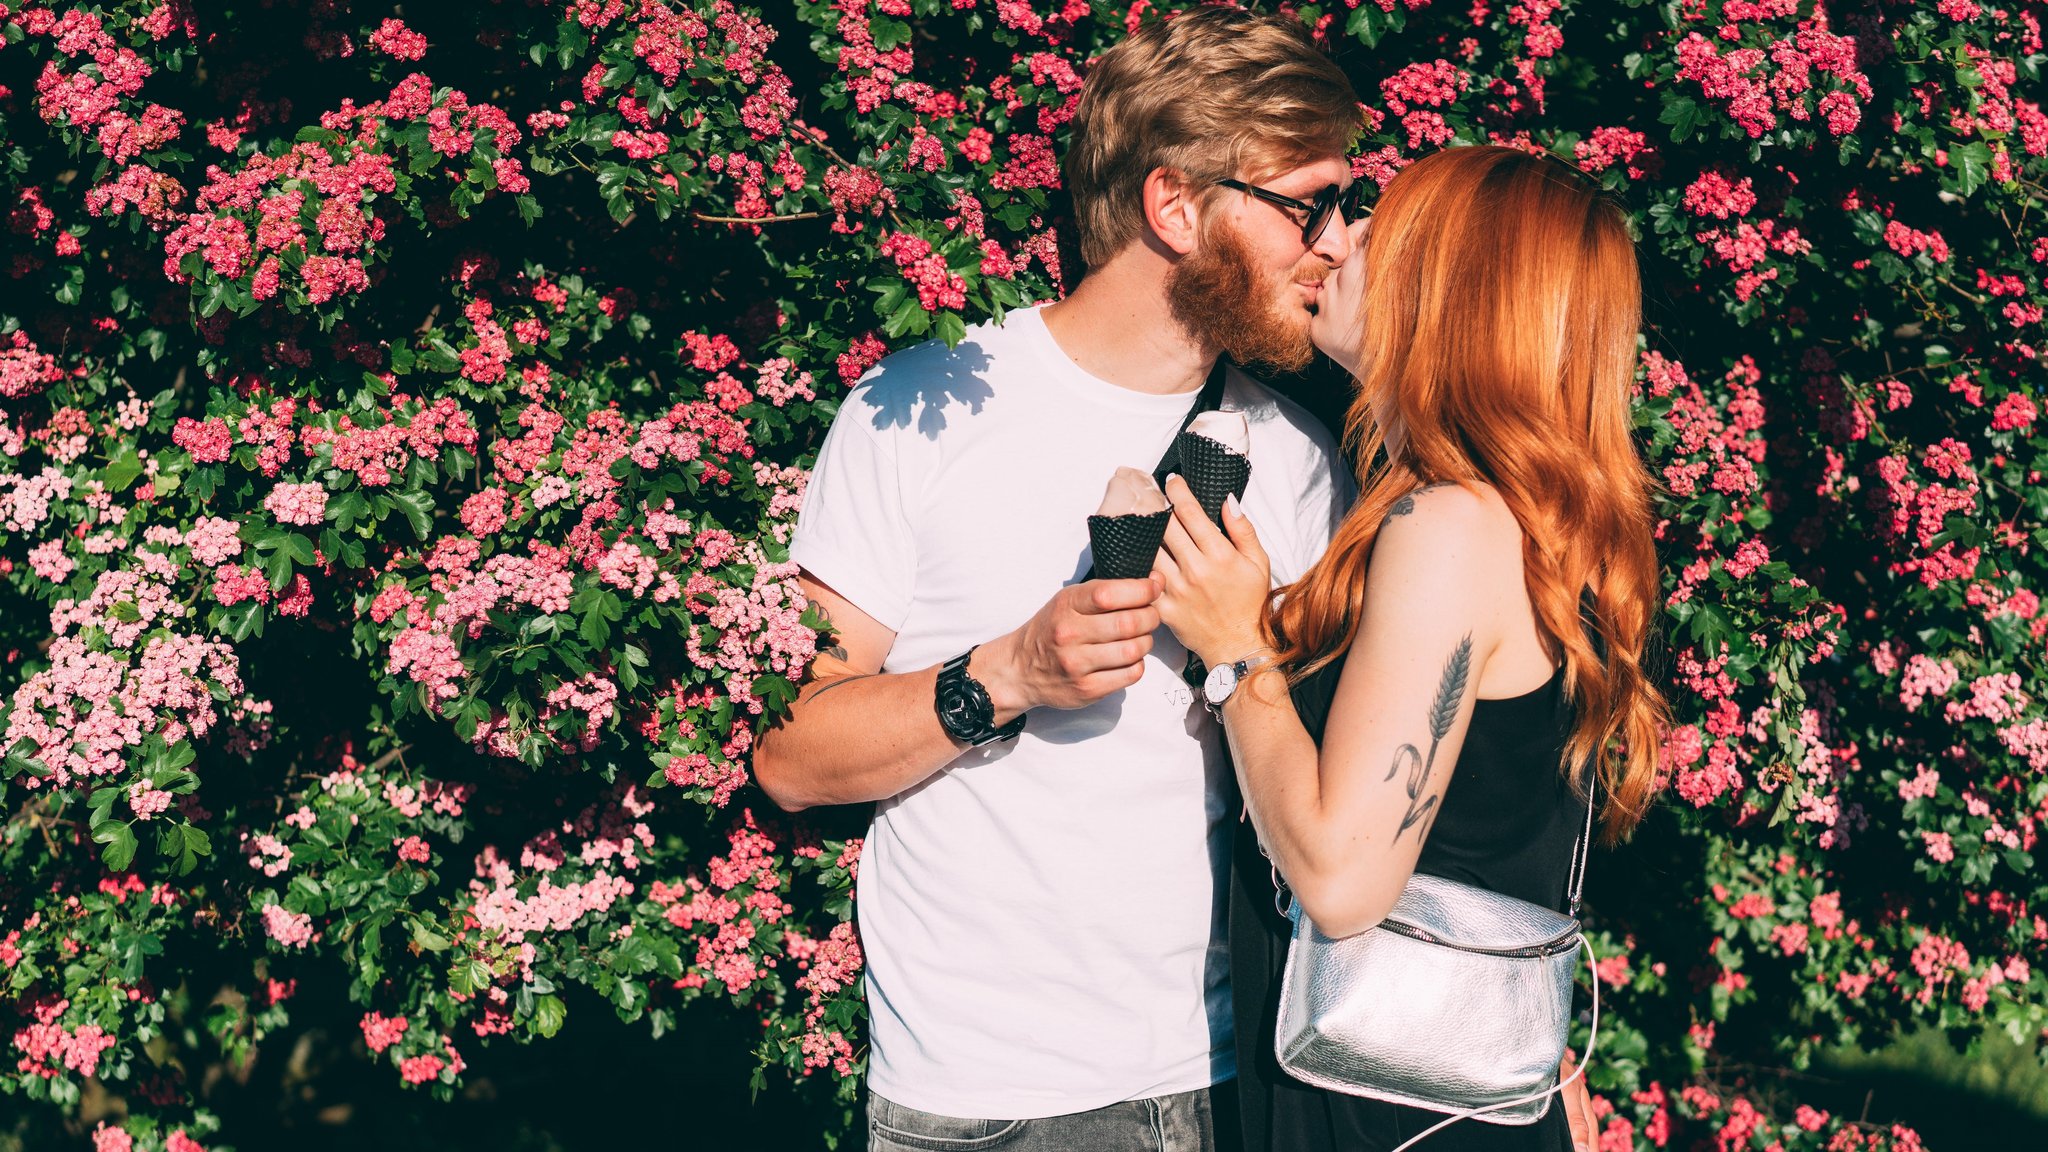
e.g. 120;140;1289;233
752;582;1152;810
753;663;975;811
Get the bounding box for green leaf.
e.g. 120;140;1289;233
1687;604;1732;649
156;823;209;875
883;295;927;339
534;993;567;1038
870;17;912;51
97;823;138;872
450;957;493;996
389;489;436;541
265;545;295;590
579;605;611;648
1947;141;1993;198
1658;96;1702;143
104;448;145;492
331;490;370;532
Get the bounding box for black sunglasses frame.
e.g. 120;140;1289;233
1215;178;1370;246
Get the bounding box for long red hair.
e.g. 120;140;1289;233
1266;146;1669;844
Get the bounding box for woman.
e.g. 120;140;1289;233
1154;145;1670;1151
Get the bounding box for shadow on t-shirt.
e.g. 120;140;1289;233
859;341;996;439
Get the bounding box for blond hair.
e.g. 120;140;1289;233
1065;8;1361;269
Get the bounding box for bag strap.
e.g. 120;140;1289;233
1565;586;1604;919
1566;771;1595;919
1078;357;1232;583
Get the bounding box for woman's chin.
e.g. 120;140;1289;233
1309;332;1359;375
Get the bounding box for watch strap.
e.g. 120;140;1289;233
1202;651;1272;714
935;647;1025;747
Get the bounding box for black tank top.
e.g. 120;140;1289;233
1286;652;1589;910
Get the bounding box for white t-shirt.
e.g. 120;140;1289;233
789;304;1349;1120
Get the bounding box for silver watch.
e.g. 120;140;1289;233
1202;653;1271;715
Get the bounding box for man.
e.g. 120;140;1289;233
753;11;1358;1149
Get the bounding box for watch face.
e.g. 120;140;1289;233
1203;662;1239;705
936;672;993;740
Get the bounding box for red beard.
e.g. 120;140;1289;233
1165;220;1318;372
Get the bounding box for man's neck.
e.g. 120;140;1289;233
1040;256;1214;397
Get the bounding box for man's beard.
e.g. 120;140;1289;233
1165;221;1318;372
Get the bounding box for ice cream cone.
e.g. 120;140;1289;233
1087;509;1172;580
1173;430;1252;526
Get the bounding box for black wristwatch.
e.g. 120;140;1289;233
935;646;1026;747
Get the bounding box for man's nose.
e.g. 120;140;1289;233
1311;212;1353;265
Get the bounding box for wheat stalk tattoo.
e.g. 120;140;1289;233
1384;633;1473;842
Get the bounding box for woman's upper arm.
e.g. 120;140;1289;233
1296;486;1512;932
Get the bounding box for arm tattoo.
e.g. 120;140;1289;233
813;602;849;661
1383;633;1473;842
806;674;874;704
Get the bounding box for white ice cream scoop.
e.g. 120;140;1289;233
1095;466;1171;517
1187;410;1250;458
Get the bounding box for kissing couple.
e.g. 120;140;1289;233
756;8;1669;1152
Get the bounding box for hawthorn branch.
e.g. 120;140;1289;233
691;210;826;225
1933;274;1986;307
1880;356;1982;381
797;127;913;231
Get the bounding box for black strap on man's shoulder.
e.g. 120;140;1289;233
1078;357;1233;583
1148;356;1233;490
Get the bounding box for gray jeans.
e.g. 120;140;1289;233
868;1085;1227;1152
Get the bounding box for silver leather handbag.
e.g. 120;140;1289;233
1270;791;1601;1147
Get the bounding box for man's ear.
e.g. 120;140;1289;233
1143;166;1206;257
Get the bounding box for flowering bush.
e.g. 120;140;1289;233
1;1;2043;1148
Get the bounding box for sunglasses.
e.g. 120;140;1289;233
1215;178;1371;246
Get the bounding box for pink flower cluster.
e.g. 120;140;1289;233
156;71;525;310
1672;11;1871;140
31;9;186;166
649;812;791;995
5;558;265;788
877;230;969;312
261;903;315;949
12;999;117;1080
263;481;328;526
0;332;64;400
369;19;428;61
1573;128;1657;180
361;1011;410;1054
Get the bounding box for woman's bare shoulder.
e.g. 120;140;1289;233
1376;480;1522;550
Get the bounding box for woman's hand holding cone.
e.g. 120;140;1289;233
1154;473;1271;668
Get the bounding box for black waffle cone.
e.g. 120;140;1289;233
1086;509;1172;580
1172;432;1252;525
